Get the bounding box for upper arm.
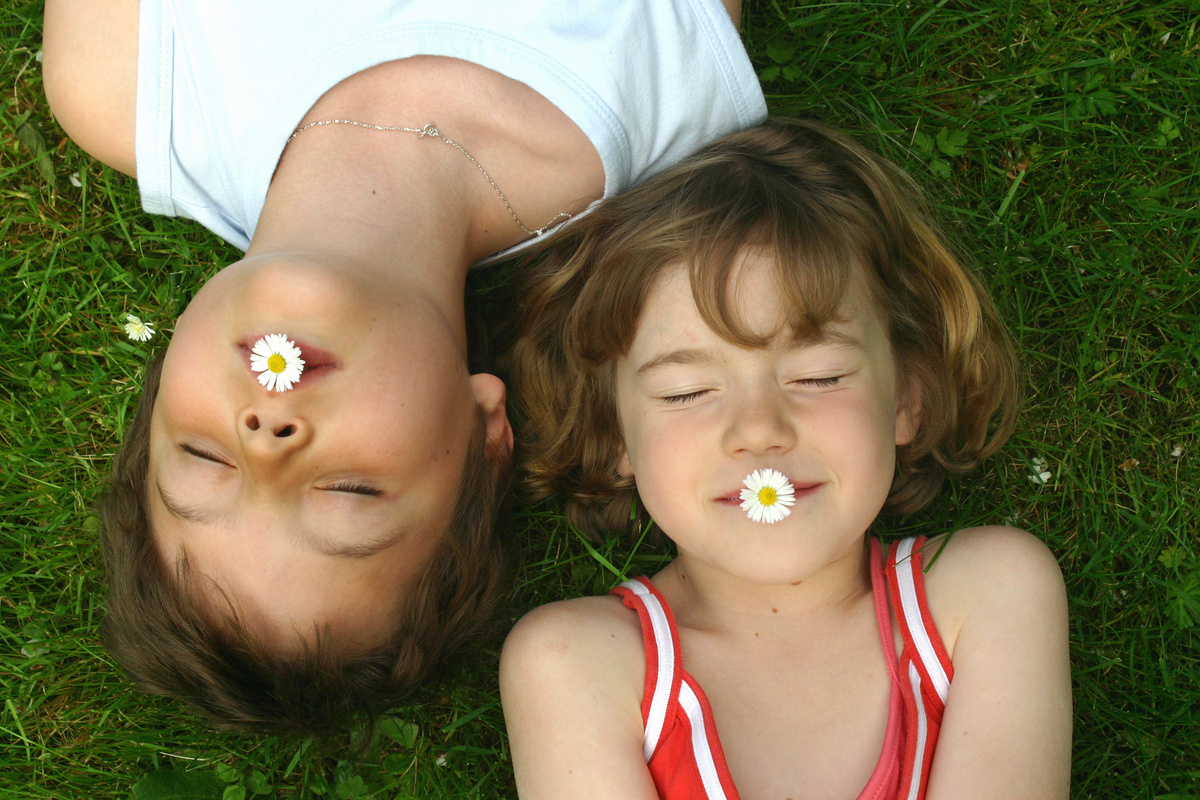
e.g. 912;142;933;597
500;597;660;800
923;527;1072;800
42;0;140;176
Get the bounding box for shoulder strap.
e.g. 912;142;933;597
611;578;683;761
886;537;954;705
887;537;956;800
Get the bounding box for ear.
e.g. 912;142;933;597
616;449;634;478
894;375;922;447
470;373;514;459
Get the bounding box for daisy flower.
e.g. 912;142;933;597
1028;456;1052;485
250;333;305;391
739;468;796;524
123;314;155;342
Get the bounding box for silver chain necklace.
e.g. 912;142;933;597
287;120;572;237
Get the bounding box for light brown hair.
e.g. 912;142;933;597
513;117;1018;539
96;352;512;737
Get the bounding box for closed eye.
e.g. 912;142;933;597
661;390;711;405
180;443;233;466
797;376;842;388
322;482;383;497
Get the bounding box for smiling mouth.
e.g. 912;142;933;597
239;336;341;387
717;483;822;505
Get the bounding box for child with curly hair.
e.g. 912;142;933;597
502;118;1070;799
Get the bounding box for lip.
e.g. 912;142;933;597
715;482;823;506
239;335;341;390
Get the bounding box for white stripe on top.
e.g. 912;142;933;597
894;538;951;702
679;680;730;800
621;579;676;761
905;662;928;800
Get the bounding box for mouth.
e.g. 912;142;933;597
716;482;823;506
239;335;341;388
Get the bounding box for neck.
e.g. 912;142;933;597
250;123;530;312
657;539;875;637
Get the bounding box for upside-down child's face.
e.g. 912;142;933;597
146;255;510;650
614;250;918;586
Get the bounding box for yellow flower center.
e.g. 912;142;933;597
267;354;287;374
758;487;777;506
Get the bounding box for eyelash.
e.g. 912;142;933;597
662;375;842;404
661;390;710;405
181;445;380;496
798;376;842;388
323;482;383;497
180;443;232;466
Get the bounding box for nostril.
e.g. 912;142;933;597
274;424;296;438
245;415;261;431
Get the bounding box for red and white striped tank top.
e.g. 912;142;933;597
610;536;953;800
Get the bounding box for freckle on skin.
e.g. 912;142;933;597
772;608;778;613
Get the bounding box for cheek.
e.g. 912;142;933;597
156;362;223;430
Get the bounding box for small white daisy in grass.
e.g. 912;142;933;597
739;468;796;524
1028;456;1052;485
123;314;155;342
250;333;305;391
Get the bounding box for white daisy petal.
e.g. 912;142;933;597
739;468;796;524
123;314;155;342
249;333;305;392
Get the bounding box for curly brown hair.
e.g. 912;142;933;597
96;352;512;737
512;117;1018;539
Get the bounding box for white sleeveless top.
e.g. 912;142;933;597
134;0;768;253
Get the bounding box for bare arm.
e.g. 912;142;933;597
42;0;139;176
924;527;1073;799
500;597;661;800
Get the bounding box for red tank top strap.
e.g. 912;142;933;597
886;536;955;800
867;538;901;686
886;536;954;706
611;577;683;762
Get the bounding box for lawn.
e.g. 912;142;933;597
2;0;1197;797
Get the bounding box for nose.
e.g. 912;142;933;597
724;385;797;457
236;405;313;463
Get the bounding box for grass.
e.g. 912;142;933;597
2;0;1198;797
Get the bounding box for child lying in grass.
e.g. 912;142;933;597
41;0;763;734
502;118;1071;799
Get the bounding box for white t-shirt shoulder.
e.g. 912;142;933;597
135;0;767;253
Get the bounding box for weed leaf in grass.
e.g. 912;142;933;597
935;127;968;158
16;122;59;190
131;769;225;800
380;716;421;748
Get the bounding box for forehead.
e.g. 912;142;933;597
634;248;881;347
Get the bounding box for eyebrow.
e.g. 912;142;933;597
795;329;865;351
635;347;717;377
305;528;407;560
157;480;229;525
155;479;406;560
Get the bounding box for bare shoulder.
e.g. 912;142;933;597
501;595;658;800
918;528;1072;798
919;526;1065;652
42;0;140;176
501;593;644;688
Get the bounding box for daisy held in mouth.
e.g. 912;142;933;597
249;333;305;391
501;119;1072;800
740;468;795;524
